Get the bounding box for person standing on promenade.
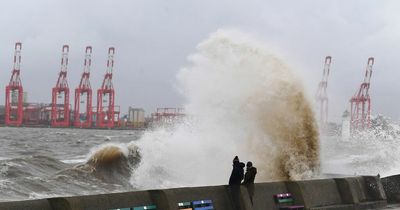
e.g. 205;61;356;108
229;156;245;185
242;161;257;205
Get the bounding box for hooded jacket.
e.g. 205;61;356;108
229;161;245;185
242;166;257;185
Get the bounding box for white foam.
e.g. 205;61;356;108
321;115;400;177
61;159;86;164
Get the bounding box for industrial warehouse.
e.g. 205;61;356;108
0;43;184;129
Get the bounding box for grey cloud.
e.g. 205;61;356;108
0;0;398;121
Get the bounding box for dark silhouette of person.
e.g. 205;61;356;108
229;156;245;185
242;161;257;205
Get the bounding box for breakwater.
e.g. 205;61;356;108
0;175;391;210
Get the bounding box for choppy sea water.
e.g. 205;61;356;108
0;126;398;202
0;127;142;201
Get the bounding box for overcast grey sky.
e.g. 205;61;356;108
0;0;399;122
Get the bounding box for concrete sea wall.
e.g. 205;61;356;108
0;176;390;210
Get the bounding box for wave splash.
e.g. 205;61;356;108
321;115;400;177
132;29;320;188
62;143;141;185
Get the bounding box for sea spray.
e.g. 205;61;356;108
320;115;400;177
131;29;320;189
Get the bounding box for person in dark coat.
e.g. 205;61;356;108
242;161;257;205
229;156;245;185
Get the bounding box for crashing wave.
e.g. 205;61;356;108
132;29;320;190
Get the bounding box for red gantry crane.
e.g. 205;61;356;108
5;42;24;126
51;45;70;127
96;47;116;128
315;56;332;126
350;57;374;132
74;46;93;128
